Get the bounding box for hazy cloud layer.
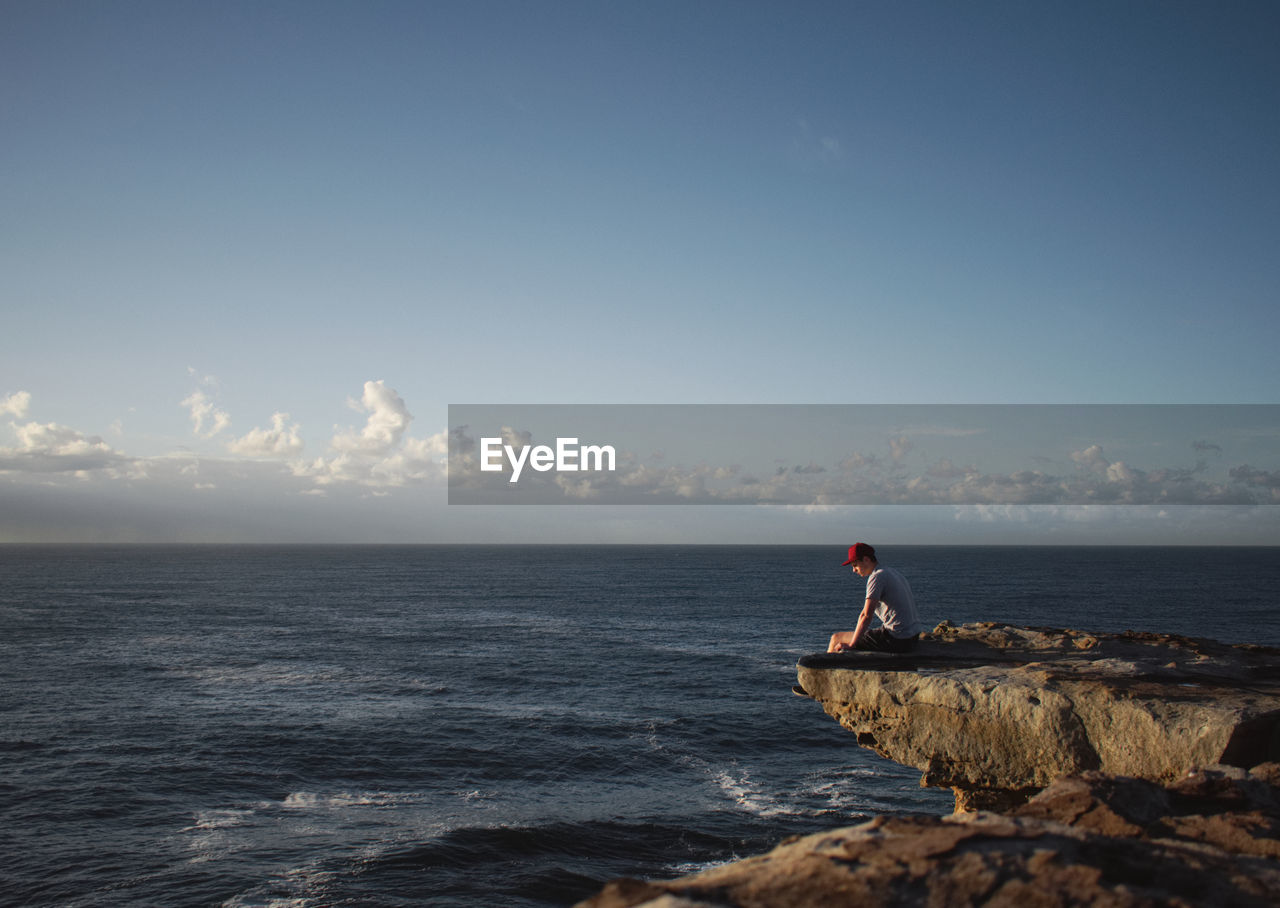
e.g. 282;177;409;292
5;392;1279;542
450;430;1275;506
2;382;448;495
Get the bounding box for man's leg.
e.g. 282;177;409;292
855;629;918;653
827;631;858;652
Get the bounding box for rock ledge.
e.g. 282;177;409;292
576;624;1280;907
577;765;1280;907
796;622;1280;809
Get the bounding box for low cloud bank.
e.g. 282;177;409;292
1;389;133;474
449;428;1278;506
1;380;448;493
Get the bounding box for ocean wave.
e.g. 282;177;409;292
183;808;255;831
222;860;338;908
344;818;752;907
169;662;392;688
0;739;44;752
219;817;745;908
279;791;421;810
180;808;260;868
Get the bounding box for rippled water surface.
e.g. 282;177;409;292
3;544;1277;906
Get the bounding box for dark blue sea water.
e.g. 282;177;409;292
3;545;1278;907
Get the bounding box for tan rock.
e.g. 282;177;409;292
795;622;1280;806
576;767;1280;908
579;627;1280;907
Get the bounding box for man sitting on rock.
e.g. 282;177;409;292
827;543;924;654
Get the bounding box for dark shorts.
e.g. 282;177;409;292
855;628;919;653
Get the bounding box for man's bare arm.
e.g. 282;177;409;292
845;598;877;649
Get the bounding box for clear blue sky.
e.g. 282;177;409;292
3;1;1278;543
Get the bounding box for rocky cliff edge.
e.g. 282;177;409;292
578;765;1280;907
576;623;1280;906
797;621;1280;810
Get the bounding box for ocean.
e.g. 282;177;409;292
3;544;1278;907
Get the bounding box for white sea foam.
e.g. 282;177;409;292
712;766;793;818
184;808;254;831
181;808;258;865
709;760;892;820
667;857;739;876
281;791;403;809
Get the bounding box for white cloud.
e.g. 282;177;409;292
367;434;448;484
228;412;304;458
0;419;131;473
0;393;132;474
331;380;411;454
292;380;446;488
1071;444;1110;472
181;389;231;438
839;451;879;471
1;391;31;418
1105;460;1136;483
0;379;445;492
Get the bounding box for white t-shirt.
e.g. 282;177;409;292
865;565;924;638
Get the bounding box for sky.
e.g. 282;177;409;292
2;0;1279;544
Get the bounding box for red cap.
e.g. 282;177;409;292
841;542;876;565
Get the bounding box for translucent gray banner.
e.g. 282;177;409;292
447;404;1280;505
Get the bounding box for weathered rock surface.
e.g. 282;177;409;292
577;624;1280;906
576;765;1280;907
795;622;1280;807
